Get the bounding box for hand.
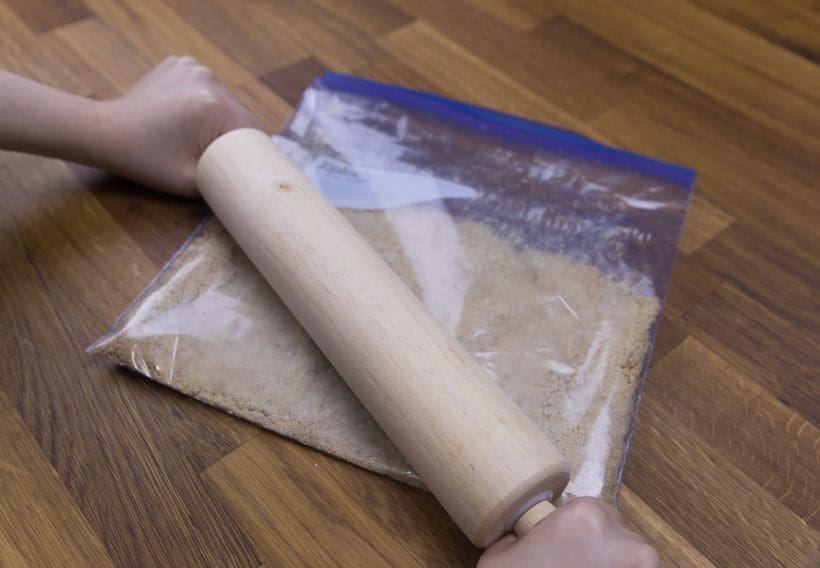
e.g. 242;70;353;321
100;56;265;196
478;497;659;568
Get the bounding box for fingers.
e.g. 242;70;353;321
567;496;623;526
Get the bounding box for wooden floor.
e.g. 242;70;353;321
0;1;818;566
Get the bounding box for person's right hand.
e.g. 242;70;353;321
478;497;660;568
100;56;265;197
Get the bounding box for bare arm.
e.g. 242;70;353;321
0;70;110;167
0;56;264;196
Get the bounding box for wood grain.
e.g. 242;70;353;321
260;57;330;107
205;435;480;567
0;408;113;566
647;338;819;526
0;387;12;412
0;0;818;565
4;0;91;34
626;399;818;567
620;486;714;568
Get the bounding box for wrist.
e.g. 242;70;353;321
74;97;128;173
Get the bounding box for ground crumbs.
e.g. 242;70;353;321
90;205;659;503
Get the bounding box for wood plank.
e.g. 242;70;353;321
686;0;820;63
311;0;414;37
620;485;714;567
594;70;820;233
233;78;295;133
691;223;820;332
682;283;819;425
0;3;35;54
205;434;480;567
559;0;820;150
662;254;723;322
262;0;388;71
625;398;819;567
648;338;819;526
353;55;441;93
677;194;734;255
590;71;820;243
260;57;331;107
0;387;11;412
66;165;210;269
0;154;260;566
54;17;152;97
0;530;29;568
0;408;113;567
462;0;556;31
648;315;688;367
160;0;308;76
4;0;91;34
389;0;652;122
0;22;110;97
378;20;598;136
81;0;262;90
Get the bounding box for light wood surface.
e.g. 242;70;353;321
0;0;818;566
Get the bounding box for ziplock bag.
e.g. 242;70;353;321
89;73;695;503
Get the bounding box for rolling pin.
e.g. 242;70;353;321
196;128;570;547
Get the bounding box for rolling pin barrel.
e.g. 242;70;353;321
196;128;570;547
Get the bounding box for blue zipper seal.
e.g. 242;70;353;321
315;72;696;188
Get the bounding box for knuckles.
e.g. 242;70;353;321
562;497;612;532
186;86;230;120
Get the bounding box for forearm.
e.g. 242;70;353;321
1;58;264;196
0;70;117;169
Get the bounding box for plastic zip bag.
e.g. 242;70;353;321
89;73;694;503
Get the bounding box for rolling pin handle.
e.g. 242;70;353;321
513;500;556;537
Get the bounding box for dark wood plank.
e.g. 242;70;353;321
377;20;595;133
4;0;91;34
353;55;442;93
0;155;260;566
0;387;12;413
561;0;820;150
462;0;556;32
620;486;714;567
687;0;820;63
312;0;414;37
590;70;820;245
625;398;818;567
691;223;820;332
260;57;330;107
662;253;723;322
161;0;308;76
648;338;820;526
682;283;819;425
205;434;481;567
391;0;652;123
68;165;210;269
677;194;733;255
0;408;113;566
648;315;688;367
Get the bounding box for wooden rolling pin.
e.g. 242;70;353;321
196;128;570;547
